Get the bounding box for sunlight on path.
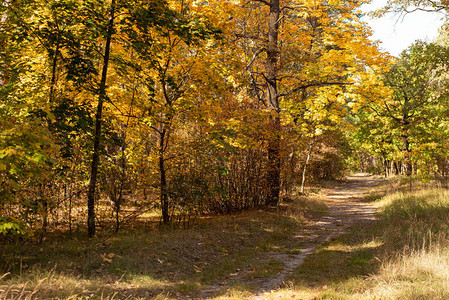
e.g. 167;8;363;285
249;174;380;299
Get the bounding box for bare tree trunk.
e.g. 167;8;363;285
49;39;60;113
42;187;48;233
403;136;412;176
115;201;120;233
300;137;315;194
86;0;116;237
393;161;398;175
114;155;125;233
159;129;170;224
265;0;281;206
67;184;72;235
441;159;446;178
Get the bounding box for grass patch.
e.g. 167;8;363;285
362;191;385;203
293;196;328;215
287;222;382;287
281;194;328;218
0;207;306;299
378;189;449;252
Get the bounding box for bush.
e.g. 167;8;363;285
0;216;30;239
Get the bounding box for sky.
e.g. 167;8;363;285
361;1;447;57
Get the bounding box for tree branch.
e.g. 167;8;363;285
251;0;270;6
279;81;352;97
246;48;266;70
235;33;268;43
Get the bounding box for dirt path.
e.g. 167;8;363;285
249;174;381;299
198;174;381;299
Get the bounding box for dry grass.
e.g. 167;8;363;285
357;244;449;299
0;199;325;299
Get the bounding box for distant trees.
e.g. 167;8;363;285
352;41;449;178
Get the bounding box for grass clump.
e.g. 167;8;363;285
293;196;328;215
355;188;449;299
281;194;328;219
359;244;449;300
379;189;449;252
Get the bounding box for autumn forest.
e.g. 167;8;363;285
2;0;449;298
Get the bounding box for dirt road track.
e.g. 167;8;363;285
250;174;380;299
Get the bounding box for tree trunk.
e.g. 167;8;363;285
38;183;48;243
265;0;281;206
39;36;60;242
441;159;446;178
49;39;59;112
393;161;399;175
402;129;412;177
67;183;72;235
115;201;120;233
300;136;314;194
86;0;116;237
159;129;169;224
267;130;280;206
42;194;48;233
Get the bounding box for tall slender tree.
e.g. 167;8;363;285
265;0;281;206
86;0;116;237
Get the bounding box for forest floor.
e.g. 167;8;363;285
0;174;393;299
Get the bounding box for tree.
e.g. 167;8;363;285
0;0;393;237
107;0;221;225
229;0;388;205
85;0;116;237
352;41;449;177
